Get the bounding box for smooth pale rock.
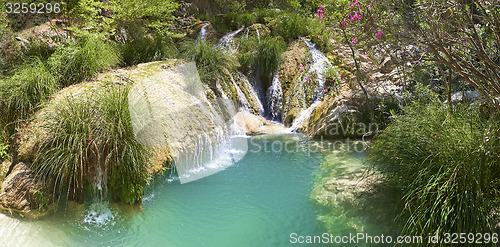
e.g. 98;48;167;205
234;112;263;135
234;112;287;135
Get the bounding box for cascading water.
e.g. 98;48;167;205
266;73;283;121
197;23;209;41
289;39;334;131
128;62;248;184
216;26;245;55
301;38;332;96
235;71;264;115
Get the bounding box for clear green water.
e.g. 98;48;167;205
0;134;394;247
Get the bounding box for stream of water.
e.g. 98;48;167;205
0;134;397;247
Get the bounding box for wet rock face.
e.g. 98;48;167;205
304;92;397;139
0;162;43;212
279;40;308;126
189;21;218;41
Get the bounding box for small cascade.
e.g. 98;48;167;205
301;38;333;97
256;28;261;43
216;26;245;55
290;101;322;132
129;62;248;184
235;71;264;115
285;39;334;131
197;23;209;41
266;73;283;121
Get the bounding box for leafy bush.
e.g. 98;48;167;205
33;83;151;204
48;34;121;86
368;88;500;240
254;36;285;82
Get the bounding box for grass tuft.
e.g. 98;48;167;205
254;36;285;82
33;83;151;204
0;57;58;134
48;34;121;86
368;89;500;240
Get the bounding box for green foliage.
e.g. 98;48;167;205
63;0;179;38
0;57;58;130
180;40;232;87
255;36;285;82
48;34;121;86
33;83;151;204
120;33;177;66
0;141;9;161
368;89;500;240
236;37;258;74
21;39;56;61
33;189;49;210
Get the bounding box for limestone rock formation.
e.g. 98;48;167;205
278;40;308;126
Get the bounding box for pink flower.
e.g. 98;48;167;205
315;5;325;18
350;11;362;21
365;51;370;55
322;88;328;93
306;74;312;83
340;74;344;80
374;30;384;39
341;18;347;28
352;37;358;44
298;63;304;72
350;0;361;7
390;12;394;17
318;35;321;38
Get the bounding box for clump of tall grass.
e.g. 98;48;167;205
33;83;151;204
255;36;285;82
0;57;58;131
120;34;177;66
368;86;500;240
48;34;121;86
180;40;232;86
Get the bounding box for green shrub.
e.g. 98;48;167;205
48;34;121;86
368;90;500;241
254;36;285;82
0;57;58;129
33;83;151;204
120;33;177;66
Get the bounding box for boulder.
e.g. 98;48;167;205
0;162;45;214
304;90;398;139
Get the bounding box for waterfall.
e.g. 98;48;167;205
302;38;333;98
197;23;209;41
266;73;283;121
216;26;245;55
256;28;260;43
235;71;264;115
128;62;248;184
290;101;322;131
287;39;333;131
